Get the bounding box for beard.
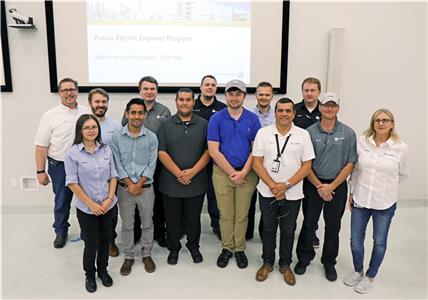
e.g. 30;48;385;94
91;107;107;118
202;94;214;101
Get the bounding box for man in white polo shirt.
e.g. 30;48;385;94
252;98;314;285
35;78;90;248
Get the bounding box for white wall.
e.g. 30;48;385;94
1;1;426;206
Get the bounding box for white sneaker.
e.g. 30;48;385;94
343;271;363;286
354;276;375;294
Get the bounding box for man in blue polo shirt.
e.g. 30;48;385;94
208;79;261;269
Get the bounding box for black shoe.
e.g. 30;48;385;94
234;251;248;269
53;234;67;248
324;265;337;281
167;252;179;265
189;248;203;263
85;275;97;293
97;271;113;287
217;249;233;268
294;261;308;275
313;235;320;248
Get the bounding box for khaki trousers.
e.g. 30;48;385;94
212;165;258;252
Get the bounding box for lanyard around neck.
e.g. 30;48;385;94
275;133;291;161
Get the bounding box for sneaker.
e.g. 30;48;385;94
354;276;375;294
343;271;363;286
324;265;337;281
313;235;320;248
294;261;308;275
53;234;67;248
234;251;248;269
217;249;233;268
189;248;203;263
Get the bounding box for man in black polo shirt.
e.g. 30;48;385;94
193;75;227;239
157;88;211;265
293;77;322;248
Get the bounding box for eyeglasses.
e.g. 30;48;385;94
82;125;98;131
59;88;77;94
374;119;392;124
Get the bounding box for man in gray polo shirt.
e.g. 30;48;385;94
295;92;357;282
157;88;210;265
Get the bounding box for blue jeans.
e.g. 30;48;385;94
350;202;396;278
47;157;73;235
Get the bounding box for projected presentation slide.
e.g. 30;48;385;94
87;1;251;84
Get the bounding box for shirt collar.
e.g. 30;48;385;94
271;123;296;137
78;141;101;153
121;125;147;137
317;118;341;133
59;102;80;112
368;136;395;147
172;113;197;124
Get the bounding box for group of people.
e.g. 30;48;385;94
34;75;409;294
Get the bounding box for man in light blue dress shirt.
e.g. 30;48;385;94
110;98;158;276
248;81;275;240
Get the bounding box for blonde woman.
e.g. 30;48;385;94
344;109;410;293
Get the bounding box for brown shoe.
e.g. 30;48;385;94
120;259;134;276
256;264;273;282
109;243;119;257
142;256;156;273
280;265;296;286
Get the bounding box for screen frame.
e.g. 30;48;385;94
1;1;13;92
45;0;289;94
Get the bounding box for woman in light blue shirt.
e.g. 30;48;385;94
64;114;118;293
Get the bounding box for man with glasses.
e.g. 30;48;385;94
88;88;121;257
295;92;357;282
208;79;261;269
252;98;314;285
35;78;90;248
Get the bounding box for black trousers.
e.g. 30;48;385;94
246;190;263;238
296;178;347;267
163;194;204;253
260;194;301;267
76;205;117;276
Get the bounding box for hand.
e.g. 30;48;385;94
229;171;246;185
101;198;113;211
348;194;353;211
317;183;335;202
126;182;142;196
271;182;286;200
177;169;194;185
90;202;106;216
37;172;50;186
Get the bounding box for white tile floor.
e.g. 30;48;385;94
1;201;427;299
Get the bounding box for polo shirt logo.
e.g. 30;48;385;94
334;137;345;141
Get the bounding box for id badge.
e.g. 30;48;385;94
271;160;280;173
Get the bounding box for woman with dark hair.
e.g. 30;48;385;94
64;114;118;293
344;109;410;294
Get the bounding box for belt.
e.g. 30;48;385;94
118;182;151;189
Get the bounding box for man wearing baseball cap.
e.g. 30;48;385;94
294;92;357;282
208;79;261;269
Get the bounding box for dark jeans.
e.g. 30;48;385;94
296;178;347;267
259;194;301;267
351;203;396;278
47;157;73;235
163;194;204;253
76;205;117;276
247;190;263;238
206;162;220;232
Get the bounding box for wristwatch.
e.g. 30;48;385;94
286;181;293;190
